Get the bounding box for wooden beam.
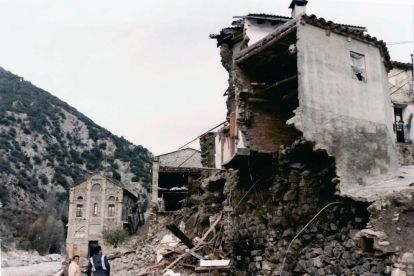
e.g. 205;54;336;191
162;213;223;273
183;263;196;269
166;224;194;249
149;262;168;269
280;88;299;102
235;25;297;64
254;75;298;94
194;266;231;272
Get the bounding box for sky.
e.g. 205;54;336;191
0;0;413;156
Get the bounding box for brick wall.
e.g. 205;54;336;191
248;100;302;153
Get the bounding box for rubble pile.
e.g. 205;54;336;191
107;139;414;276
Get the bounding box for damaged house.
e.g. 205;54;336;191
143;1;414;275
210;0;400;193
149;148;204;235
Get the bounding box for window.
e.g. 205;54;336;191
76;205;83;217
350;52;366;82
109;196;115;201
92;184;101;192
108;204;115;217
77;196;83;201
93;203;98;216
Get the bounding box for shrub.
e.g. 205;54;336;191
102;228;128;248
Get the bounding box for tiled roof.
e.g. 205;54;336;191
392;61;413;70
246;13;292;20
302;14;392;70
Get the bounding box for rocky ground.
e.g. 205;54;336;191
1;261;63;276
1;249;63;267
1;250;64;276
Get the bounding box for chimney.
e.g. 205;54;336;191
289;0;308;18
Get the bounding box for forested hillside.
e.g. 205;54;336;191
0;67;152;253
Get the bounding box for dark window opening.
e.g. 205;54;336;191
361;237;375;254
77;196;83;201
350;52;366;82
109;196;115;201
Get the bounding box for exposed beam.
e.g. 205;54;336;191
254;75;298;94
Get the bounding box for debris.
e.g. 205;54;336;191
166;223;194;249
162;213;222;273
184;249;205;260
200;260;230;267
156;234;180;263
194;266;231;272
163;269;181;276
149;262;168;269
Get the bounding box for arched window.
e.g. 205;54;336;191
93;203;98;216
109;196;115;201
92;184;101;192
77;196;83;201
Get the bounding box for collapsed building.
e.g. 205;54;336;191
143;1;414;275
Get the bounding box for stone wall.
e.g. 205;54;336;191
179;138;398;275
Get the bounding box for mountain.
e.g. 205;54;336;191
0;67;152;249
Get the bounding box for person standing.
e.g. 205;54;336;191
68;255;81;276
86;246;110;276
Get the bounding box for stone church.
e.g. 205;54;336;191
66;173;137;259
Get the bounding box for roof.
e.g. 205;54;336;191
246;13;292;20
155;147;200;158
70;173;137;199
392;61;413;70
159;166;203;173
211;13;366;47
302;14;391;70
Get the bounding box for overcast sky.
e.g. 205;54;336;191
0;0;413;156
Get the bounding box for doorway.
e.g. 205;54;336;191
395;108;405;143
88;240;99;257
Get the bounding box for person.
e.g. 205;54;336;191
59;259;71;276
68;255;81;276
86;246;110;276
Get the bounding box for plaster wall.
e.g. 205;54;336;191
214;132;232;167
245;19;285;46
390;68;413;103
158;148;202;168
292;22;399;190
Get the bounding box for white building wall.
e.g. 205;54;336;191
291;21;399;191
158;148;202;168
245;19;285;45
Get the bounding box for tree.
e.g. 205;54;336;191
102;228;128;248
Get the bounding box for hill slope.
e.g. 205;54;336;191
0;67;152;248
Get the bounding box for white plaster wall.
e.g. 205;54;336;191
245;19;285;45
294;22;399;190
158;148;202;168
390;69;413;103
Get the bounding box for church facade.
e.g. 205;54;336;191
66;174;137;259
